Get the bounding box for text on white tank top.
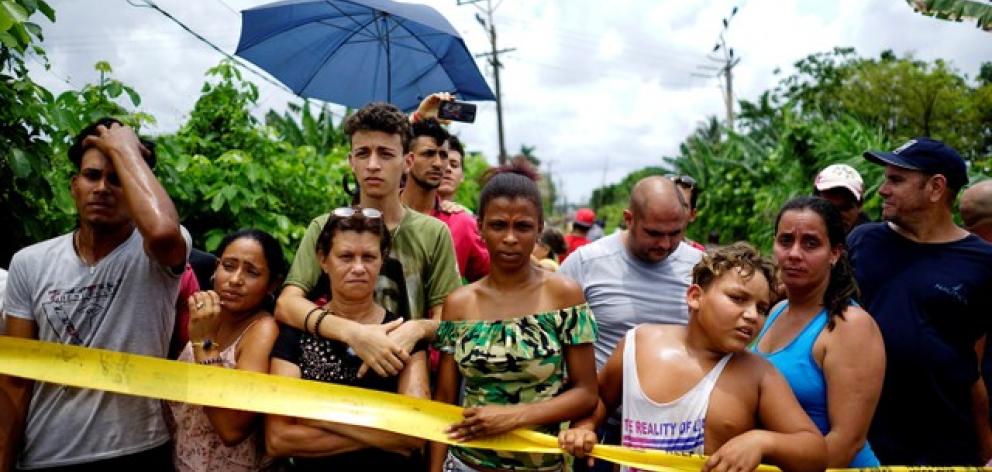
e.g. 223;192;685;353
620;325;732;469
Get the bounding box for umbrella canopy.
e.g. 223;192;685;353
235;0;496;111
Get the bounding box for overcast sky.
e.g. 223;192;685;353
29;0;992;204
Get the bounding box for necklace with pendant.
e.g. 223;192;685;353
73;231;97;274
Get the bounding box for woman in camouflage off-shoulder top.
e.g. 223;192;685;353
430;163;599;472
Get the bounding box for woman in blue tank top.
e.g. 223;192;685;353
752;196;885;467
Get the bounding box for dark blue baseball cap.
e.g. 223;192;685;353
864;138;968;190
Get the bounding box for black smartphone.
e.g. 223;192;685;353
437;100;477;123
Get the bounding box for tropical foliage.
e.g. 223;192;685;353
1;0;155;265
0;0;494;266
451;151;490;213
590;48;992;249
154;61;354;260
907;0;992;31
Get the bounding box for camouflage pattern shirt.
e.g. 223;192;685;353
436;303;597;471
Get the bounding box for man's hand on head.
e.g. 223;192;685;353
81;123;150;162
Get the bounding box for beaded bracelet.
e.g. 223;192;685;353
304;306;323;335
199;357;225;366
314;309;332;337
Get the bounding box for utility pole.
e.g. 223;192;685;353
459;0;514;165
693;6;741;132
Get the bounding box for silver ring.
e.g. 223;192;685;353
196;302;205;309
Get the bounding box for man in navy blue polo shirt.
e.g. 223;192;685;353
848;138;992;465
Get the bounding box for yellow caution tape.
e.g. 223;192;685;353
0;336;987;472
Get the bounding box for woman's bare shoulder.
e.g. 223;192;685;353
824;304;882;348
544;271;586;307
441;283;480;321
245;313;279;341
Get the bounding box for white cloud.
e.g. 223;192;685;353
30;0;992;205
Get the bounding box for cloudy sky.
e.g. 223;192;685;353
29;0;992;204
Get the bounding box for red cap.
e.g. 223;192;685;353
574;208;595;226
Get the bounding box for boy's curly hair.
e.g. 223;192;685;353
343;102;413;152
692;242;780;303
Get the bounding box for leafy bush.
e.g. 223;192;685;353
590;49;991;250
156;61;352;261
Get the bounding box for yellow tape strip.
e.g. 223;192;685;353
0;336;986;472
0;336;754;471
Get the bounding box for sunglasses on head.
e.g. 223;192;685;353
331;207;382;219
666;174;698;189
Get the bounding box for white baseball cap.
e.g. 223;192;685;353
814;164;864;202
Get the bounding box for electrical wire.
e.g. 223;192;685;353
25;51;79;88
125;0;345;119
125;0;296;96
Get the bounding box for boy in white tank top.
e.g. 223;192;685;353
560;243;826;472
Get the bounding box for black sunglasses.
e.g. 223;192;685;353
666;174;698;190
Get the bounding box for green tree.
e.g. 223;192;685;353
265;100;348;150
587;48;992;249
906;0;992;31
837;57;980;154
156;61;352;260
452;151;489;212
1;0;57;266
980;62;992;86
775;49;988;159
1;1;150;265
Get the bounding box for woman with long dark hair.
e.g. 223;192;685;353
752;196;885;467
169;229;286;471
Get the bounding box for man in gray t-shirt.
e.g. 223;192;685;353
560;176;702;368
560;176;702;472
0;119;189;470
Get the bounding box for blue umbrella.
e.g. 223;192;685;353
235;0;496;111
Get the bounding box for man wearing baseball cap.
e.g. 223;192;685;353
847;137;992;465
813;164;871;233
561;207;595;262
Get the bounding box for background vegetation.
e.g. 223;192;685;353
591;47;992;249
0;0;491;266
3;1;990;266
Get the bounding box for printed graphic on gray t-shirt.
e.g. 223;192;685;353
3;228;190;469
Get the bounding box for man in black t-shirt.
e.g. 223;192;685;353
848;138;992;465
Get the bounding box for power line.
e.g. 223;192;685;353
125;0;345;119
25;52;79;89
695;5;742;132
126;0;297;97
459;0;510;165
212;0;239;16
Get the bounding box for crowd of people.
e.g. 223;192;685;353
1;95;992;472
